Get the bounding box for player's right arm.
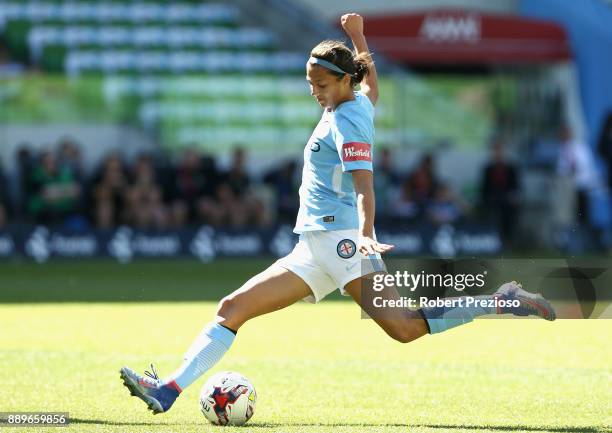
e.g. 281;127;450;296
341;13;378;106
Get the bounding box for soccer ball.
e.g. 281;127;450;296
199;371;256;426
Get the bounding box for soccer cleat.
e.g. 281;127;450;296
494;281;556;321
119;364;180;414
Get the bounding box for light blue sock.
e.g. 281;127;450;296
420;296;496;334
164;322;236;391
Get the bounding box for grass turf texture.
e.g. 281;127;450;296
0;260;610;433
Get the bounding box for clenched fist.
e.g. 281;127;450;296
341;13;364;37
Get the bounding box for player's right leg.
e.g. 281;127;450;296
214;263;313;330
120;264;311;414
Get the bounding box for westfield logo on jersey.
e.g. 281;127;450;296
342;142;371;162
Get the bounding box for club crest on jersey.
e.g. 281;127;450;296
337;239;356;259
342;142;371;162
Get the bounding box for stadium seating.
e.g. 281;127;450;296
29;26;277;60
102;76;310;100
0;1;315;149
0;1;305;74
63;50;305;75
0;2;239;26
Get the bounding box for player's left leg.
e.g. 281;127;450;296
419;280;556;334
345;276;556;342
344;276;429;343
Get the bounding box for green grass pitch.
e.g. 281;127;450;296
0;260;610;433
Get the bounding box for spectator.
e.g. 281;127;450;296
374;147;401;218
0;203;5;228
426;183;468;225
389;177;419;221
221;147;250;196
57;137;83;181
388;153;439;223
124;155;168;229
408;153;439;210
27;151;82;225
208;147;268;227
597;112;612;192
16;146;34;218
92;154;128;228
263;159;299;224
557;125;600;224
0;159;9;228
480;140;519;239
170;149;219;227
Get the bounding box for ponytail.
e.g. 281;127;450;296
350;51;371;87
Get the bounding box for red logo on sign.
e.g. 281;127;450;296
342;142;371;162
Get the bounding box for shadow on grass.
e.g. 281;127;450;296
250;424;604;432
70;418;200;426
71;418;604;432
418;425;601;433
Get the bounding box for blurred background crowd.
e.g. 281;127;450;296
0;128;597;244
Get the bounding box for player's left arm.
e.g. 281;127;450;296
341;13;378;106
351;169;394;256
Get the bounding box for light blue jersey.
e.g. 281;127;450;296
294;91;375;234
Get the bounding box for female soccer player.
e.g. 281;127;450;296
120;13;555;414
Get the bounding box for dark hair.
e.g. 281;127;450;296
310;40;371;87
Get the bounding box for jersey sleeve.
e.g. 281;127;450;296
333;111;374;172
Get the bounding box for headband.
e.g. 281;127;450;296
308;56;350;75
